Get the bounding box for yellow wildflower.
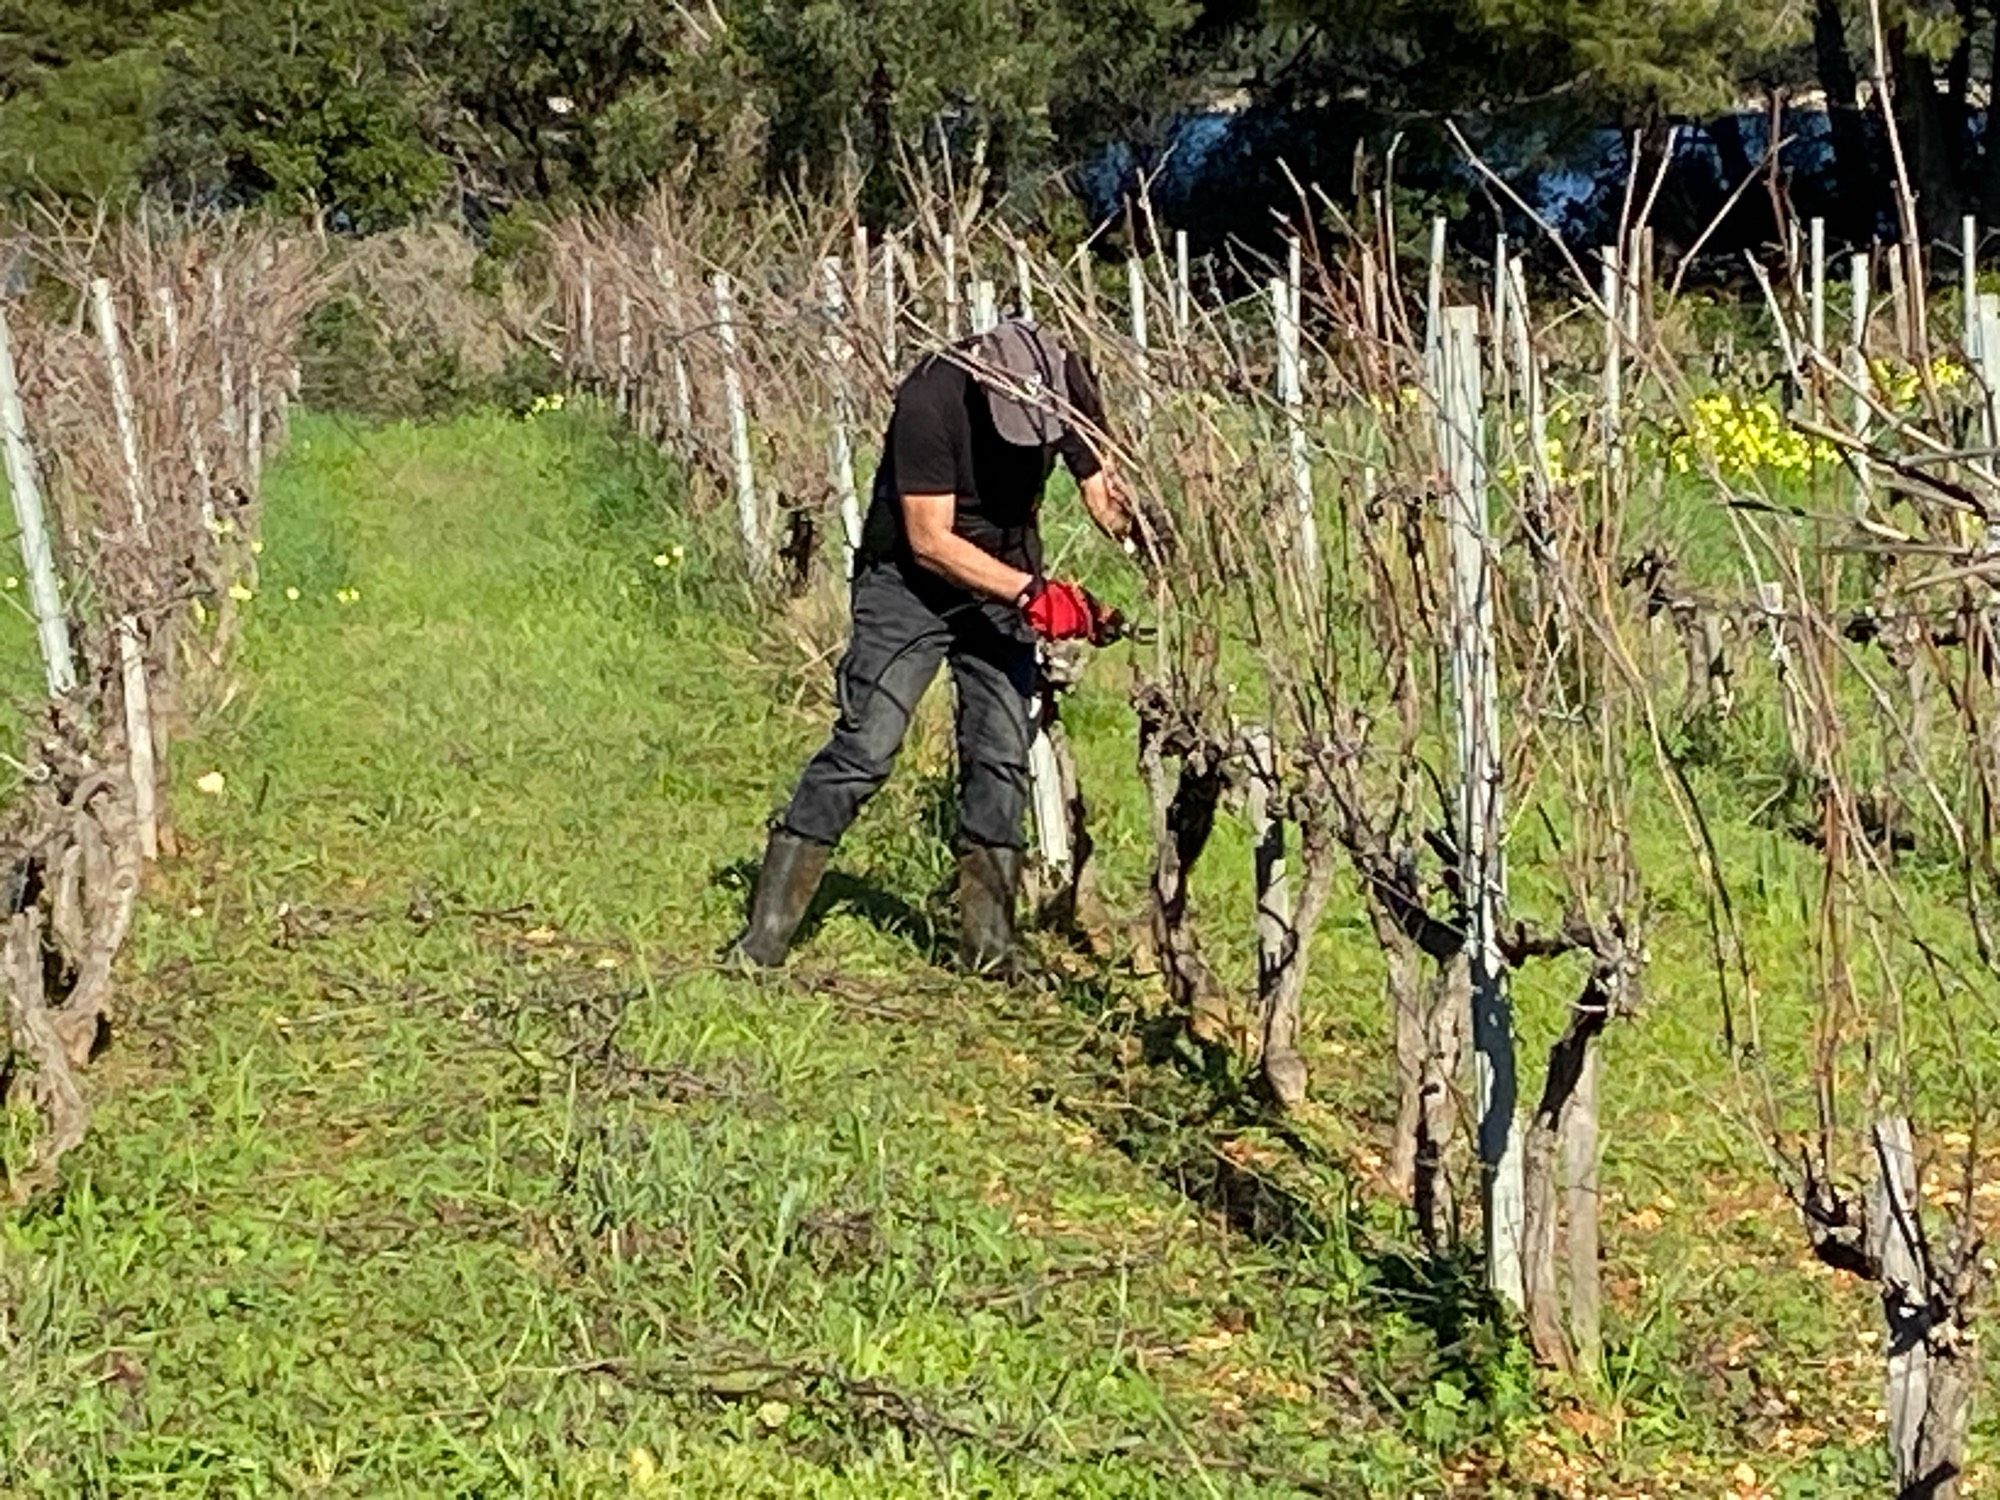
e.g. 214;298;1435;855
1669;392;1829;480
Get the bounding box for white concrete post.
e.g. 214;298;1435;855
1809;218;1828;363
1127;255;1151;421
1422;216;1447;376
155;284;217;531
1977;294;2000;460
711;272;766;580
1974;295;2000;549
117;617;158;861
212;267;238;461
1272;271;1318;597
821;258;863;577
1439;304;1523;1312
245;337;264;492
0;304;77;697
1851;253;1873;507
616;288;634;417
1248;725;1290;993
650;253;695;434
1601;247;1623;483
90;278;149;531
851;223;870;317
1027;715;1073;878
1966;215;1980;357
1505;260;1552;519
943;232;960;340
881;231;899;370
1872;1116;1935;1496
1174;229;1191;337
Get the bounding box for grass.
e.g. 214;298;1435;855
0;561;62;768
0;405;1959;1495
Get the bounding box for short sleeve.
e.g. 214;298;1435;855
893;361;967;496
1056;351;1108;482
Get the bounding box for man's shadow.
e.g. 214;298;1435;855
716;858;946;964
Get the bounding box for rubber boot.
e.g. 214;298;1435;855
734;828;831;968
958;842;1027;979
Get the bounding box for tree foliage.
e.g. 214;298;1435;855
149;0;447;229
1462;0;1802;115
3;0;2000;237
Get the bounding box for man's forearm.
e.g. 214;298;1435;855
911;530;1036;603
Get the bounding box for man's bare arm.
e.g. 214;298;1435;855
902;492;1036;602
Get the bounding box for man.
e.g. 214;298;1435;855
735;318;1137;973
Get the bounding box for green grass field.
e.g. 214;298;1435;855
0;408;1957;1495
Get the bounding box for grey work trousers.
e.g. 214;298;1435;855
780;562;1037;851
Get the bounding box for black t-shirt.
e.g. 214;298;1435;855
858;346;1107;584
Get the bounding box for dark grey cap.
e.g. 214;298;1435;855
974;319;1071;448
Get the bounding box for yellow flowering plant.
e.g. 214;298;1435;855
1665;392;1837;479
1865;355;1968;412
1497;427;1575;492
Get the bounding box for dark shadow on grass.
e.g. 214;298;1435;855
1033;964;1340;1246
1032;951;1528;1405
1365;1238;1519;1383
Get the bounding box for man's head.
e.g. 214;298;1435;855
972;320;1072;449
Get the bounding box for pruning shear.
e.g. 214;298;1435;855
1096;608;1156;647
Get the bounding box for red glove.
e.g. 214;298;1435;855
1019;577;1121;645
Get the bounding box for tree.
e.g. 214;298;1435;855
0;0;198;206
10;0;1998;248
1753;0;2000;240
148;0;448;228
0;49;160;204
0;0;197;93
1461;0;1801;118
730;0;1196;208
420;0;757;206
